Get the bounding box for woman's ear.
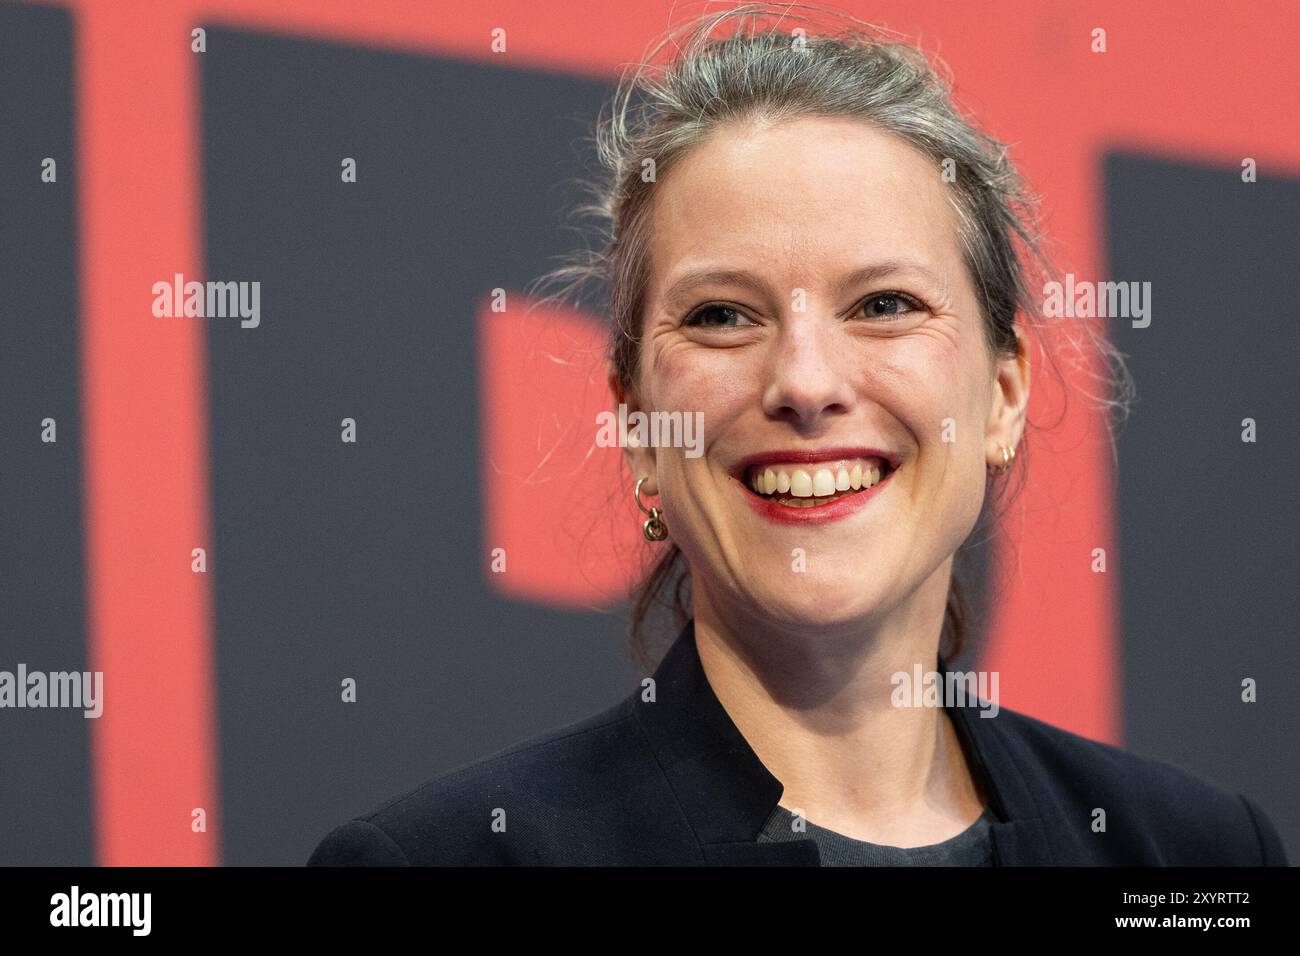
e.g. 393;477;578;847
984;325;1031;458
609;371;659;496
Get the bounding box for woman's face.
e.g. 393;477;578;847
620;115;1029;634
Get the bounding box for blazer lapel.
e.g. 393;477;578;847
632;619;820;865
938;656;1062;864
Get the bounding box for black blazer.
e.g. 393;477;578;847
308;620;1288;866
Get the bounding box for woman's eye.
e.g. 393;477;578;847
684;304;750;328
859;292;924;321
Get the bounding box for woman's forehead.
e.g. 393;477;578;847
648;116;962;288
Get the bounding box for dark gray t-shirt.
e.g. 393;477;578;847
757;805;996;866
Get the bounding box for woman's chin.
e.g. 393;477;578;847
746;579;891;634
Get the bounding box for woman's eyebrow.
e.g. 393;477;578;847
834;259;950;295
661;268;773;309
660;259;949;309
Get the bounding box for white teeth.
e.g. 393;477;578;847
743;456;891;500
781;495;841;508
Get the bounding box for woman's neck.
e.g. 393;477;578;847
690;562;987;846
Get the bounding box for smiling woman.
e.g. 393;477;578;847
308;2;1286;867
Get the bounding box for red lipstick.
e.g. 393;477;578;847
733;447;900;526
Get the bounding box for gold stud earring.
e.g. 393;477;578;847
635;476;667;541
989;443;1017;476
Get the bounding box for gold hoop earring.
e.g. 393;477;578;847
635;476;667;542
989;443;1017;476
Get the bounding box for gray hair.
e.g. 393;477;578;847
532;2;1134;666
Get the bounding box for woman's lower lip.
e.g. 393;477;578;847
736;471;893;524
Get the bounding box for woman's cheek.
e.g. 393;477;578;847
879;339;971;427
654;348;754;415
647;337;708;401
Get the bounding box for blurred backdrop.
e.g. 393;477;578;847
1;0;1296;866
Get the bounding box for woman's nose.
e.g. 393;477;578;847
760;317;857;427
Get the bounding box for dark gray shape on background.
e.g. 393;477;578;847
1105;151;1299;864
0;3;93;866
200;29;641;865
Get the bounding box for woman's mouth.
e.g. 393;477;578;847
733;455;897;524
743;457;892;507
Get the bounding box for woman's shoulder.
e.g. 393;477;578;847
979;704;1288;865
306;692;669;866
